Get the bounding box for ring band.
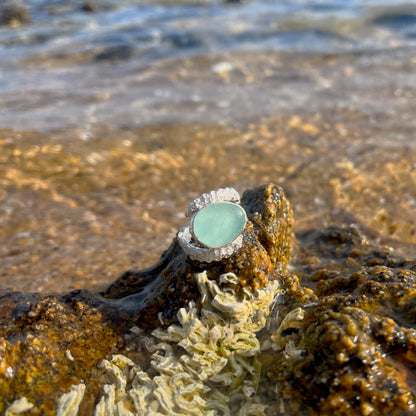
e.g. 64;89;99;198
178;187;247;263
185;187;241;217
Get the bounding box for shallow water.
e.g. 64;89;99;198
1;0;416;132
0;0;415;292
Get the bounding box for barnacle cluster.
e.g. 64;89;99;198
93;270;279;415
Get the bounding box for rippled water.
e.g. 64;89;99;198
1;0;416;132
0;0;415;292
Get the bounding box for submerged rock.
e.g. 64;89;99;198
0;184;416;415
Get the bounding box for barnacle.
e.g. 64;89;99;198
92;271;280;415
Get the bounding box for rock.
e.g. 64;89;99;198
0;5;31;27
0;290;120;415
102;183;293;328
260;226;416;415
0;184;293;414
0;184;415;414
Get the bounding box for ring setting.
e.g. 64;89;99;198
178;188;247;263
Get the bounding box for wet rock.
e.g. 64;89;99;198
0;5;31;27
260;226;416;415
0;184;292;414
102;183;293;328
1;184;416;414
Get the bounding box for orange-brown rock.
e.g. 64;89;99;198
261;227;416;415
0;184;293;413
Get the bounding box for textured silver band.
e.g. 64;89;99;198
178;187;245;263
185;187;240;217
178;226;243;263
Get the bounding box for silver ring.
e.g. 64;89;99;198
178;187;247;263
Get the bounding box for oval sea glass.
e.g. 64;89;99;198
192;202;247;248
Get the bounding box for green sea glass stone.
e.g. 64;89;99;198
192;202;247;248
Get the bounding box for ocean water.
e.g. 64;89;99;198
0;0;415;132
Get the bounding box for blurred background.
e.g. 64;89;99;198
0;0;415;292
